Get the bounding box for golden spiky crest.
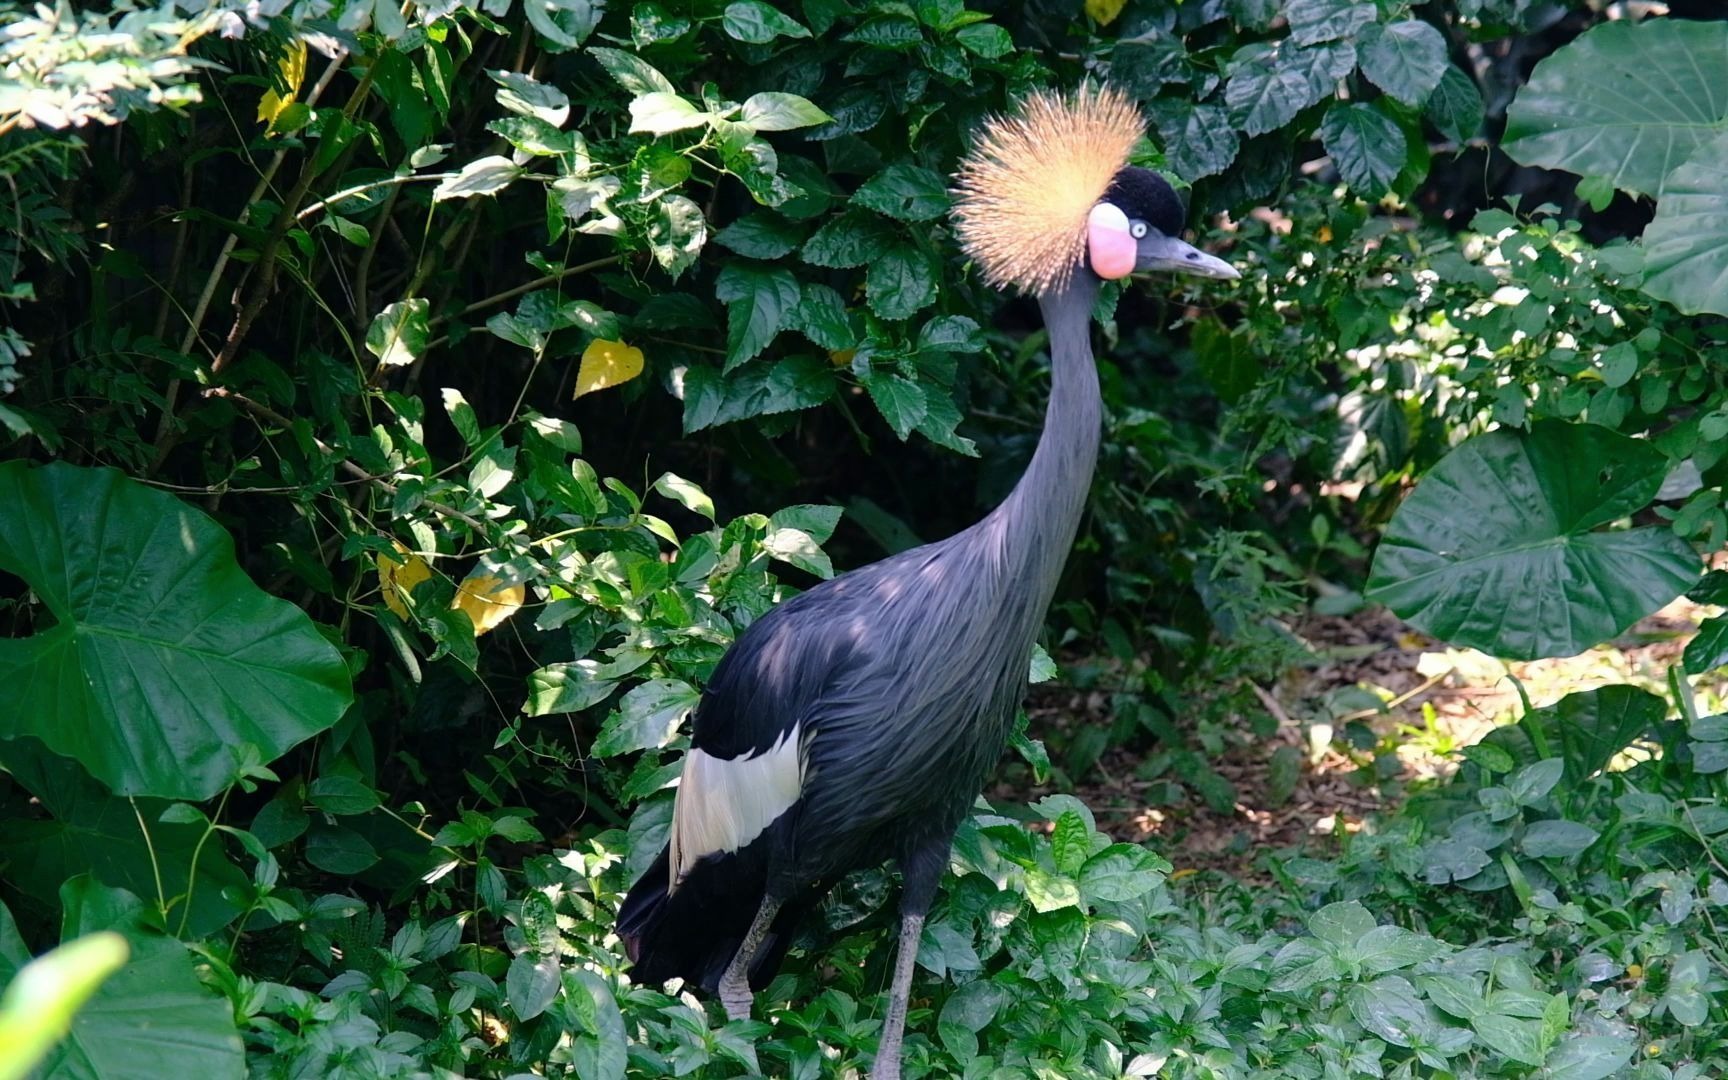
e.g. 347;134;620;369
951;86;1143;296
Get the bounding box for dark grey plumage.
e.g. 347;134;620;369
618;163;1236;1080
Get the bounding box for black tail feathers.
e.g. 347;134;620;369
616;845;800;993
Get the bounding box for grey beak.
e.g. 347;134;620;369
1139;234;1240;280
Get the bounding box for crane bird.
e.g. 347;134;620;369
617;87;1237;1079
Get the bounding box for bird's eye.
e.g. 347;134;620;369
1129;221;1148;239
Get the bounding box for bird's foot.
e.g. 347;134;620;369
718;977;753;1022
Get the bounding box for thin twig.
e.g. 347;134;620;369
204;387;489;533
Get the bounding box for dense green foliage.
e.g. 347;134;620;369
5;0;1728;1077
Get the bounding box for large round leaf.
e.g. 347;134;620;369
1367;421;1697;660
1641;130;1728;318
0;462;351;799
1503;19;1728;198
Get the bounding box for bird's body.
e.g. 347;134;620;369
617;87;1238;1080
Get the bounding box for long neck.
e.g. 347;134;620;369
989;272;1102;611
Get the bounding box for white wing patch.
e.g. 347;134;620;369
668;724;805;893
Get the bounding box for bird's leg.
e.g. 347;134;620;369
872;843;946;1080
718;895;780;1022
870;907;925;1080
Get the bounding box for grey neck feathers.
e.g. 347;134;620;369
986;271;1102;622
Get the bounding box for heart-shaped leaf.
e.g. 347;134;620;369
0;462;352;799
1367;421;1697;659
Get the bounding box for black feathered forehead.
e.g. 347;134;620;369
1104;167;1184;237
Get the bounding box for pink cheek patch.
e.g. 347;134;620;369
1087;203;1136;280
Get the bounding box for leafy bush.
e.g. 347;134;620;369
5;0;1728;1077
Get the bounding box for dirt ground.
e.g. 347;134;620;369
1002;598;1712;880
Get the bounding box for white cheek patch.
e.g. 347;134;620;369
667;725;806;892
1088;203;1136;280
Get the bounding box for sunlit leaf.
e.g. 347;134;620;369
366;298;430;367
452;573;525;637
574;339;645;398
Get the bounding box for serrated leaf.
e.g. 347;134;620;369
1359;21;1448;106
594;679;699;757
723;0;811;43
852;164;950;222
716;214;803;259
1226;41;1355;137
860;372;927;439
1320;103;1407;195
588;46;675;95
802;211;897;268
1285;0;1375;46
648;194;707;278
1154;101;1239;181
716;264;801;370
866;245;939;320
1426;64;1484;145
1078;844;1167;902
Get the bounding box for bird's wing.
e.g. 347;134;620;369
666;573;882;890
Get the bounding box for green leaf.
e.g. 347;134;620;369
852;164;950;222
1366;421;1698;660
682;357;836;431
587;46;675;95
1320;103;1407;196
1503;18;1728;198
0;463;351;799
1028;643;1056;683
769;504;843;545
1543;1036;1635;1080
433;155;523;201
366;298;431;367
1425;64;1483;145
801;211;897;268
715;213;805;259
955;23;1011;59
0;925;128;1080
648;194;707;279
1078;844;1168;902
1310;900;1375;948
0;749;246;938
523;0;601;51
1507;758;1563;806
1685;613;1728;672
1353;925;1446;973
26;923;243;1079
1641;131;1728;318
722;0;811;43
1346;976;1432;1048
866;245;939;320
506;953;561;1022
490;69;570;125
593;679;699;757
1022;866;1080;912
487;115;574;156
740;92;831;131
1049;811;1089;876
792;283;852;350
1359;21;1448;107
628;92;707;134
1521;819;1599;858
1153;101;1240;181
304;821;378;876
1226;41;1355;137
652;472;715;519
563;969;627;1080
715;264;801;370
763;526;833;578
1284;0;1374;46
1484;685;1666;786
859;372;927;439
307;776;380;816
1473;1013;1547;1068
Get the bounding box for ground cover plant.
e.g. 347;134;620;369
3;0;1728;1077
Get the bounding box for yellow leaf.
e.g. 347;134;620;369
828;348;856;368
574;339;645;398
377;540;432;619
1085;0;1128;25
257;39;308;129
453;573;525;636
